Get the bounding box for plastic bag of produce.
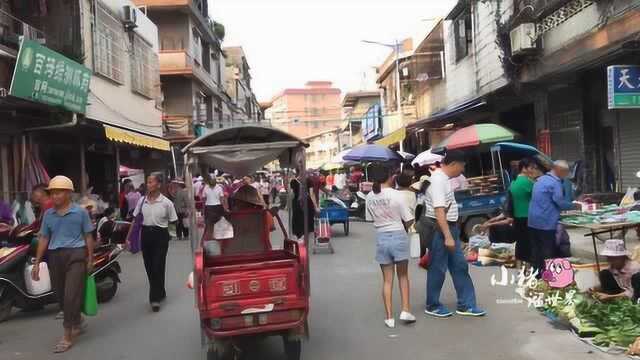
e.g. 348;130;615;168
469;234;490;249
621;187;639;207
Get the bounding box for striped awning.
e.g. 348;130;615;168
104;125;170;151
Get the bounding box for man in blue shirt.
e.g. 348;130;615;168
528;160;576;276
32;176;95;353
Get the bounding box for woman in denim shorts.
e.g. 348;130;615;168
366;164;416;328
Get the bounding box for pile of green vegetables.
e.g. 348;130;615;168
537;285;640;348
575;299;640;348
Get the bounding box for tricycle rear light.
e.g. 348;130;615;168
243;315;254;327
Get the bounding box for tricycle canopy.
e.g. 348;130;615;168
182;126;309;176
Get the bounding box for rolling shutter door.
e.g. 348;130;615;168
619;112;640;188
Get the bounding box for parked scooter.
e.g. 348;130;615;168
349;191;367;219
0;221;128;323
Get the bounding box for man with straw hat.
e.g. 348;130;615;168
591;239;640;302
32;175;95;353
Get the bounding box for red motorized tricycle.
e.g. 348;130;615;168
183;126;310;360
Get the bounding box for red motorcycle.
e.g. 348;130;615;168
0;221;127;323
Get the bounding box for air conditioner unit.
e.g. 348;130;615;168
510;23;537;55
122;6;138;30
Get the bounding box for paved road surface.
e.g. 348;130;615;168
0;220;616;360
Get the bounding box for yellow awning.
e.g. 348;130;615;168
104;125;171;151
375;127;406;146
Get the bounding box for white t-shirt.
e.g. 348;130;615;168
424;169;459;222
335;173;347;189
258;181;270;196
194;180;204;198
133;194;178;228
449;174;468;192
398;189;417;218
204;185;224;206
366;188;414;232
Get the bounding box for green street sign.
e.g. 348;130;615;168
9;40;91;114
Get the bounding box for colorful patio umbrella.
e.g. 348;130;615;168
343;144;402;162
434;123;517;152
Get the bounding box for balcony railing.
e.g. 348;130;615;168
0;9;46;56
132;0;219;46
159;50;220;95
163;114;195;142
515;0;588;19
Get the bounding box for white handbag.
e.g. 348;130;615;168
24;262;52;295
213;218;234;240
410;231;421;259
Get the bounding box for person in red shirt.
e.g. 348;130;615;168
350;167;364;184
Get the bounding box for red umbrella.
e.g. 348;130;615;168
434;124;517;152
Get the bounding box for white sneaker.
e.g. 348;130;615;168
399;311;417;324
384;318;395;328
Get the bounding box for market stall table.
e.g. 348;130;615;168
561;208;640;272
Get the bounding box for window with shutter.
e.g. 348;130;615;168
453;9;472;62
94;2;125;83
131;34;159;100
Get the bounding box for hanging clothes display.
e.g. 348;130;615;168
21;144;50;193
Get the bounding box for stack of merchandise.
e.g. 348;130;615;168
466;175;502;195
466;234;515;266
562;205;640;226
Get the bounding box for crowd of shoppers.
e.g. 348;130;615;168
361;147;600;327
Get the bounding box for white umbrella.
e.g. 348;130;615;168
412;148;443;167
397;151;415;161
332;149;358;165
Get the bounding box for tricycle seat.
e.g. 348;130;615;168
203;209;272;257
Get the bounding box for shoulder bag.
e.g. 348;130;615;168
127;196;146;254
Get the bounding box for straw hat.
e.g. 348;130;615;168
600;239;630;257
232;184;266;207
410;175;431;192
47;176;74;191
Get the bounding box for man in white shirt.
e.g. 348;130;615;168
423;150;485;318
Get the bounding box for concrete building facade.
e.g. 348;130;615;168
267;81;342;139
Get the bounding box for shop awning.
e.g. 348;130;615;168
375;127;406;147
104;125;171;151
412;97;487;128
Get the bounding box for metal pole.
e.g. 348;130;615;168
394;40;404;153
394;40;402;116
349;120;353;148
79;140;87;194
171;145;178;179
115;144;120;211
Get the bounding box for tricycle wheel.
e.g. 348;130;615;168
206;344;236;360
0;285;13;323
283;337;301;360
344;221;350;236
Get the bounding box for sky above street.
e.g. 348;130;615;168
211;0;457;102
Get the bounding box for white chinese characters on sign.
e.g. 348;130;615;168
618;69;635;89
